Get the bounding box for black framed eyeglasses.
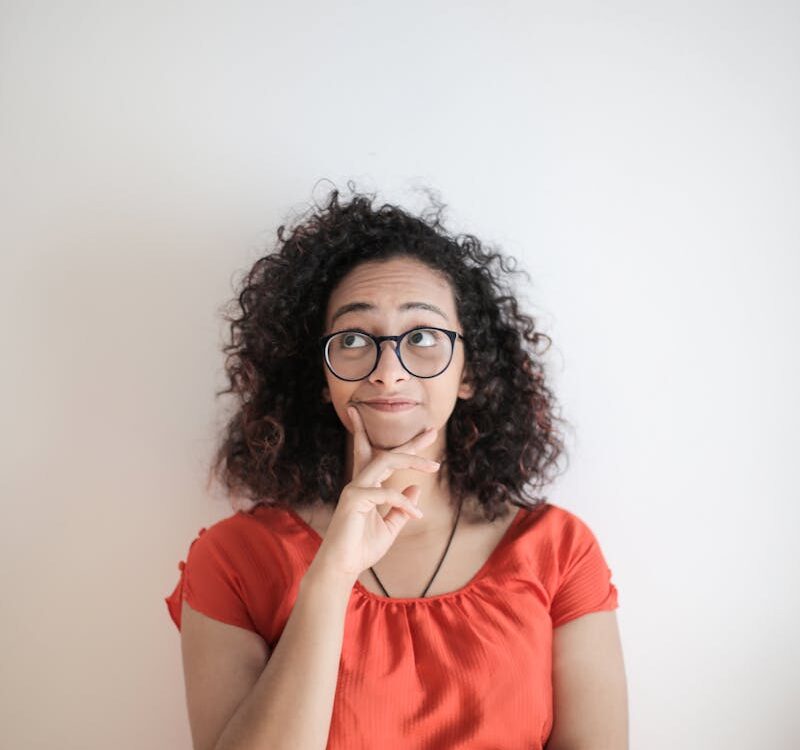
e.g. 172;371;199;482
319;326;465;381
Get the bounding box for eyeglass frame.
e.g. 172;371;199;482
319;325;466;381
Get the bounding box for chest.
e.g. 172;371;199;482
299;504;518;599
359;520;513;597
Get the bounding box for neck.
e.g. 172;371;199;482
343;435;459;541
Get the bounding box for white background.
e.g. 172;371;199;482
1;2;798;748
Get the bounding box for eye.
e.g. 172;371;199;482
338;332;370;349
406;328;441;347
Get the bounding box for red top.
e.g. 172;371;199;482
165;502;619;749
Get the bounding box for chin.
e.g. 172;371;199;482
362;418;421;446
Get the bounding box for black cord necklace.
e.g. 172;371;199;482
369;494;464;598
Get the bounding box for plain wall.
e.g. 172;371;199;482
1;1;798;748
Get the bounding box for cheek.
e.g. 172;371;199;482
424;373;462;412
327;381;356;407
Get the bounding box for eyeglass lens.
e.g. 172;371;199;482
326;328;452;379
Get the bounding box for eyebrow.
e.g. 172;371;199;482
330;301;449;326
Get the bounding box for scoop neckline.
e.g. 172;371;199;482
280;503;528;604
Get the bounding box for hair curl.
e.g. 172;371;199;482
208;181;569;523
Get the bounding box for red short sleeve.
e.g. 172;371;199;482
549;511;619;628
164;525;258;633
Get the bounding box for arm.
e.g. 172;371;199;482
545;610;629;750
181;560;355;750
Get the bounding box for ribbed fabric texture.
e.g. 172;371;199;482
165;501;619;749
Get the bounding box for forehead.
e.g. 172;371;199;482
325;258;456;324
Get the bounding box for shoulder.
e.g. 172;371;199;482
541;502;612;565
532;500;592;527
514;501;601;546
523;501;605;546
167;504;307;639
181;504;296;576
198;504;289;544
510;501;618;604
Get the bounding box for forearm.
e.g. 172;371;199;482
214;561;354;750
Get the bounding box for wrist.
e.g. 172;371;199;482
304;558;358;593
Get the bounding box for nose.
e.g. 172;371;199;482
368;340;410;384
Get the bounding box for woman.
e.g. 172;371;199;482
165;184;628;750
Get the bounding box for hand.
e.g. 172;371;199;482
309;405;441;581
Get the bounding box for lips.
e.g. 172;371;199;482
362;399;418;405
359;400;418;412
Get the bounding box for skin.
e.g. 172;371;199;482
546;610;629;749
321;255;474;542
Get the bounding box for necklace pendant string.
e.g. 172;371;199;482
369;495;463;598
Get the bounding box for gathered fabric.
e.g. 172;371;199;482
165;501;619;749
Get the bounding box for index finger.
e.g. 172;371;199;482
347;405;372;476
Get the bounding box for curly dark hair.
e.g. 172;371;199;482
207;181;569;523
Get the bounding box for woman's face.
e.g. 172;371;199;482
321;256;473;451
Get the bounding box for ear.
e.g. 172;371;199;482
458;366;475;400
